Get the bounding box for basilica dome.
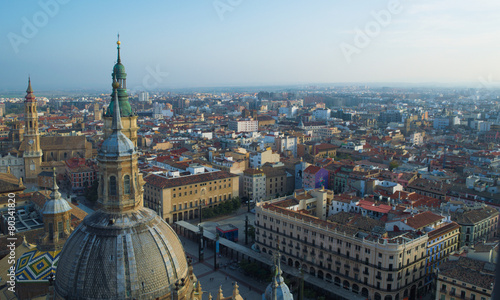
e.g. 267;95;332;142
54;207;189;299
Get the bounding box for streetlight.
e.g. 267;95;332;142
199;199;205;224
248;191;253;213
245;215;249;245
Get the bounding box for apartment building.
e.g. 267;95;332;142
255;190;429;300
435;257;495;300
424;222;460;291
275;135;298;157
451;205;499;247
143;166;239;223
228;120;258;132
242;168;266;201
262;163;291;199
249;148;280;169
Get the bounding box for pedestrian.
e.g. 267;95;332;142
225;276;227;280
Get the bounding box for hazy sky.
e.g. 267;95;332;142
1;0;499;91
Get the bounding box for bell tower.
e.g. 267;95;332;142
103;36;138;146
98;80;144;212
39;169;73;250
23;77;42;183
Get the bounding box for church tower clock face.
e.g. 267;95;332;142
30;161;35;171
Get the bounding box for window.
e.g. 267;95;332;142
109;176;117;196
58;221;64;238
124;175;131;194
49;223;54;240
101;176;104;195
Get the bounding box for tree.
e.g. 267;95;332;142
389;160;400;171
84;179;99;203
248;225;255;241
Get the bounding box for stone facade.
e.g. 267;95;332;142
144;171;239;223
255;192;428;300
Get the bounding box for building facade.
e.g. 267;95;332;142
249;148;280;169
242;168;266;201
144;169;239;223
22;78;43;183
435;257;495;300
451;205;499;247
255;191;429;300
228;120;259;132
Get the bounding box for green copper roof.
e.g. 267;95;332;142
113;63;126;79
105;38;132;117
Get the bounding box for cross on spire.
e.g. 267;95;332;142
116;33;121;63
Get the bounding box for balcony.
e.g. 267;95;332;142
376;275;382;280
335;261;341;265
363;271;369;275
449;290;456;296
387;277;394;282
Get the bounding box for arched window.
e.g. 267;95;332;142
124;175;131;194
109;176;117;196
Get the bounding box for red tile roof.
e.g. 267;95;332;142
304;165;321;174
144;171;238;189
404;211;444;230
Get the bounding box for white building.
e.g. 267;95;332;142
278;106;298;118
249;148;280;169
328;195;361;215
276;135;298;157
243;169;267;201
228;120;258;132
313;108;331;120
408;132;424;145
139;91;149;102
0;153;24;179
433;117;450;129
153;102;163;119
478;121;491;132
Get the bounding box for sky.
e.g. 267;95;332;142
1;0;500;92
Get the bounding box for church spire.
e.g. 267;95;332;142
117;33;121;63
111;81;123;131
25;77;35;102
27;76;33;93
49;167;62;201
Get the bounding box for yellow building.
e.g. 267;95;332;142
435;257;495;300
144;168;239;223
256;190;429;300
22;78;43;183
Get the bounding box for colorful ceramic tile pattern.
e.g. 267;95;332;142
15;249;60;281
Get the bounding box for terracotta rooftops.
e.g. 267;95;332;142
144;170;238;189
404;211;444;230
439;257;495;290
304;165;321;174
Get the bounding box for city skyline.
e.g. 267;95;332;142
2;0;500;91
